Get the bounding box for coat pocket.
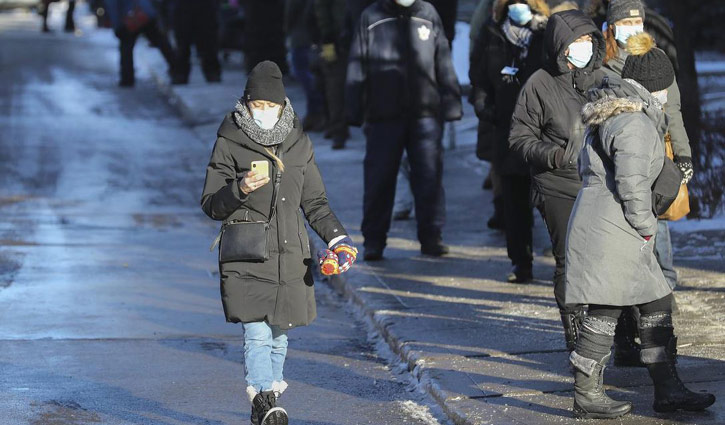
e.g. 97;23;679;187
297;211;311;258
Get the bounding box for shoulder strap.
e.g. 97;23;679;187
267;148;284;223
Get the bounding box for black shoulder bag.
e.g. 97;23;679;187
214;150;284;263
592;127;680;216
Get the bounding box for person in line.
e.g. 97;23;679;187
171;0;222;84
469;0;549;282
565;33;715;419
242;0;288;74
104;0;177;87
346;0;462;261
509;9;607;350
599;0;694;368
40;0;75;33
314;0;350;149
201;61;357;424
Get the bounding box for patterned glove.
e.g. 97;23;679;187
318;249;339;276
675;157;694;185
331;236;358;273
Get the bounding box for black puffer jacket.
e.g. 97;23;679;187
345;0;462;126
509;10;607;198
469;14;547;175
201;110;346;330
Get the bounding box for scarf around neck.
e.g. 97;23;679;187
233;97;295;147
502;18;533;59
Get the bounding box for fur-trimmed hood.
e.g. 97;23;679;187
582;75;667;135
492;0;550;25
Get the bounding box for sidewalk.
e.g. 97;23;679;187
139;47;725;425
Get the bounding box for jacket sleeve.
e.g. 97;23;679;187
300;139;347;244
345;13;367;127
604;115;659;237
433;12;462;121
664;80;692;159
200;137;247;221
509;81;560;170
468;27;495;120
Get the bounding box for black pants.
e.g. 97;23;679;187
501;174;533;268
173;0;221;80
321;57;348;143
116;22;176;84
589;294;673;319
362;118;445;248
538;194;576;313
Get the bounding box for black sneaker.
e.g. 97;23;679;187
507;265;533;283
421;241;449;257
252;391;288;425
363;246;384;261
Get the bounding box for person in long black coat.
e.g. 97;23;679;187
469;0;549;283
508;9;608;350
170;0;222;84
201;61;356;424
346;0;462;260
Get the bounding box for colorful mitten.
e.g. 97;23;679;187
318;249;339;276
331;237;358;273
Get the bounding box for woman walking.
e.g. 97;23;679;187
201;61;357;425
509;9;607;351
565;33;715;419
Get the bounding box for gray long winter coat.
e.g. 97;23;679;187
565;78;672;306
201;104;346;329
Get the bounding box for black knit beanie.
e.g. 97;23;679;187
244;61;286;105
607;0;645;25
621;33;674;92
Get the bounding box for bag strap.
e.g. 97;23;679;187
266;147;284;224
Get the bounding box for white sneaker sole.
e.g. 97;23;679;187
261;406;288;425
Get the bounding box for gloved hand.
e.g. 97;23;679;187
318;249;339;276
554;148;566;169
320;43;337;63
675;156;694;185
643;235;652;241
330;236;357;273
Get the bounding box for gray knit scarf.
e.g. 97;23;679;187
502;18;533;59
233;97;295;147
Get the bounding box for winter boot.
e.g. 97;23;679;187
613;308;645;367
251;391;288;425
570;351;633;419
639;313;716;413
560;309;585;352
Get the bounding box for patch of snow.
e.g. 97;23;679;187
397;400;444;425
670;216;725;233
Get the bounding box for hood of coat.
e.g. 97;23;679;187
544;9;605;76
582;76;666;135
492;0;550;25
217;102;303;157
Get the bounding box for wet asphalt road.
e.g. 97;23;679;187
0;14;443;425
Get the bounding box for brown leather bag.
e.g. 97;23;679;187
659;133;690;221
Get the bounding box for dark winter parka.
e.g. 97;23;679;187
565;78;671;306
345;0;462;126
509;10;607;198
201;104;346;330
468;8;547;175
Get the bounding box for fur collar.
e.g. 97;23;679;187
581;96;643;126
233;98;295;147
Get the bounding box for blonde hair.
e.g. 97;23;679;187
265;147;285;173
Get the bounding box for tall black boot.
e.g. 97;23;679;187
570;316;632;419
639;313;716;413
613;308;644;367
560;309;585;352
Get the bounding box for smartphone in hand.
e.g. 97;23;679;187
251;160;270;179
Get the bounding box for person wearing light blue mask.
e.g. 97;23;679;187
508;2;533;25
566;35;594;69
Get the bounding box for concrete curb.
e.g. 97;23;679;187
326;270;476;425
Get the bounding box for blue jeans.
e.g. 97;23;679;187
243;321;288;392
655;220;677;289
290;46;324;115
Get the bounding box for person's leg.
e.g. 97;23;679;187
570;306;632;419
613;306;644;367
541;194;576;313
172;3;193;83
197;0;222;82
291;46;326;130
637;294;715;412
117;28;137;86
243;321;275;394
64;0;76;32
502;174;533;282
654;220;678;289
393;155;414;220
487;167;504;230
406;117;446;252
40;0;50;32
143;21;177;76
269;325;288;390
361;121;406;258
322;58;349;148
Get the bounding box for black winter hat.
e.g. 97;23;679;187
244;61;286;105
621;32;674;92
607;0;645;25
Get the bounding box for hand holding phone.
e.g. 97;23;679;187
239;161;271;195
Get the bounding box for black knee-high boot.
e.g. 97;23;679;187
613;307;644;367
560;308;585;352
639;312;716;413
570;316;632;419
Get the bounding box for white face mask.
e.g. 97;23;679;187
251;106;281;130
567;41;594;69
614;24;644;45
395;0;415;7
652;90;668;106
508;3;533;26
